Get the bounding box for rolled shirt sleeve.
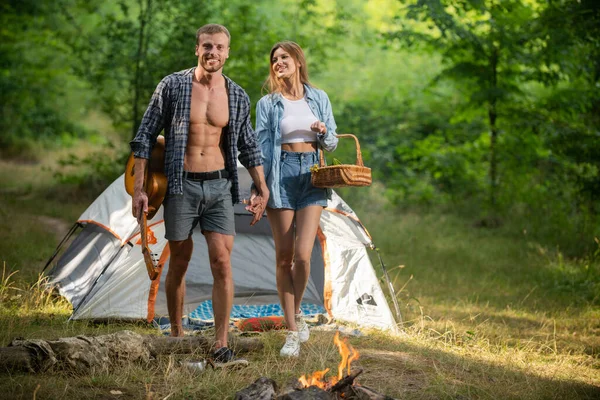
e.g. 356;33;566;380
237;94;263;169
316;91;338;152
254;97;273;180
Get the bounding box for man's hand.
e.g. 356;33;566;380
131;157;149;223
245;165;270;226
132;190;149;224
310;120;327;134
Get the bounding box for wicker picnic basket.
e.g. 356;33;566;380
311;134;372;188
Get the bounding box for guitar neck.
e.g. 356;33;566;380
141;212;148;248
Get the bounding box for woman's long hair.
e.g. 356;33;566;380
263;41;313;95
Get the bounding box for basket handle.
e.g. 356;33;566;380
318;134;364;167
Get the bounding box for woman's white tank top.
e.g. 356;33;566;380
280;96;319;144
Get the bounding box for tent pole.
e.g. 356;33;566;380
42;222;82;273
69;244;128;320
372;245;403;325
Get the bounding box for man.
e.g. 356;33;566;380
130;24;269;367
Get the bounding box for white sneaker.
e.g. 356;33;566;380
295;312;310;343
280;331;300;357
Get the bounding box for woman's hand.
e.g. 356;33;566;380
245;186;270;226
310;120;327;134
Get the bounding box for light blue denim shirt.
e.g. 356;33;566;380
255;84;339;209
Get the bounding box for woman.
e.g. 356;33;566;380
254;41;338;357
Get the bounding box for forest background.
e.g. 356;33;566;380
2;0;599;255
1;0;599;399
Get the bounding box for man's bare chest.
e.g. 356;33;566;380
189;83;229;128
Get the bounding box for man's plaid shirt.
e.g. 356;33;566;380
130;68;262;203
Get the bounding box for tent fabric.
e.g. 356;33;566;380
47;165;399;334
49;224;123;307
77;175;139;243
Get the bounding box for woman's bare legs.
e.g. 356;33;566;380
266;208;297;330
291;206;323;313
267;206;323;330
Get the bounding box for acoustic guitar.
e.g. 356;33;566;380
124;135;167;280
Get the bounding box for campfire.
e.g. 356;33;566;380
298;331;360;390
235;332;396;400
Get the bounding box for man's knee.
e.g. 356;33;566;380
210;252;231;280
169;239;193;271
210;251;231;271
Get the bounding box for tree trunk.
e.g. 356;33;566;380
488;44;499;208
0;330;263;374
132;0;152;138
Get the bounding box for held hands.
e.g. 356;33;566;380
245;187;270;226
310;120;327;134
132;190;149;224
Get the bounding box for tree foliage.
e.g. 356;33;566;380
0;0;598;255
0;0;90;153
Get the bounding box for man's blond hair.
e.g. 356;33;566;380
196;24;230;45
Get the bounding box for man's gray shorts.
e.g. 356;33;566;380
163;175;235;241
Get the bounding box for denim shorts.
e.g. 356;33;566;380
278;150;327;210
163;177;235;241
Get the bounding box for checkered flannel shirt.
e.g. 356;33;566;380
130;68;262;203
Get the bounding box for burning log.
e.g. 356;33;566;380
233;331;396;399
234;377;278;400
236;374;395;400
329;369;398;400
328;368;363;393
0;330;263;374
277;377;305;398
277;385;335;400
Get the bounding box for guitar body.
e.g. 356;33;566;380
125;136;167;281
125;136;167;220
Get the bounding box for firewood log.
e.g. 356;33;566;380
0;330;263;374
328;368;363;393
277;385;334;400
234;377;278;400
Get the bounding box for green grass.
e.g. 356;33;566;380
1;149;599;399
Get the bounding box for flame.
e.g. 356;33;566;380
298;368;329;389
298;331;360;388
333;331;360;380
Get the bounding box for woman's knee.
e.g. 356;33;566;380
293;255;310;269
276;253;294;270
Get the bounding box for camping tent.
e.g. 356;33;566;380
45;164;401;334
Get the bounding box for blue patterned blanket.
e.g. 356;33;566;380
189;300;326;321
153;300;327;333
